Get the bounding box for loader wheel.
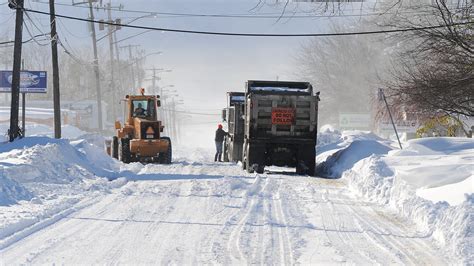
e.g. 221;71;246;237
118;138;131;164
111;136;119;159
158;137;172;164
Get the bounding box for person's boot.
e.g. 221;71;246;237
218;154;222;162
214;153;218;162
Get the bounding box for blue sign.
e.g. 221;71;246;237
0;70;47;93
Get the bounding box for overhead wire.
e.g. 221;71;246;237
30;1;440;19
23;11;51;46
0;33;50;46
23;21;50;46
20;7;474;38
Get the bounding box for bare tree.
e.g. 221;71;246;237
381;0;473;134
296;21;390;126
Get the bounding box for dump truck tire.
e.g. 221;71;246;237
111;136;119;159
119;138;131;164
158;137;172;164
296;146;316;176
245;144;255;174
223;137;229;162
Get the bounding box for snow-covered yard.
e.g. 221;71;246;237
0;125;472;264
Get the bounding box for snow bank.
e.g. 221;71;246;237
0;175;32;206
345;156;472;263
0;135;125;249
317;134;474;263
0;137;118;184
316;128;394;177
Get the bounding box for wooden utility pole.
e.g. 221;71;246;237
106;2;117;121
119;44;140;90
21;60;25;137
88;0;103;131
8;0;25;142
50;0;61;138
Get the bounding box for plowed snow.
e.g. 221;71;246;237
0;148;449;264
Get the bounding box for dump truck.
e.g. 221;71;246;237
107;88;172;164
221;92;245;162
242;80;319;175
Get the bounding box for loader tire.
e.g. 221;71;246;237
111;136;119;159
158;137;172;164
118;138;131;164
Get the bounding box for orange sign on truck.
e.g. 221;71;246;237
271;107;295;125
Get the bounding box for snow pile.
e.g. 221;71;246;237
0;175;32;206
327;136;474;263
316;128;394;177
0;137;117;184
0;136;125;249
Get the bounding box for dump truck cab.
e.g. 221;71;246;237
222;92;245;162
108;89;172;164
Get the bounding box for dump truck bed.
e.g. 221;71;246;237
245;80;318;140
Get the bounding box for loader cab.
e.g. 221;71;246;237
127;97;157;122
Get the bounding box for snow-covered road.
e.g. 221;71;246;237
0;159;448;264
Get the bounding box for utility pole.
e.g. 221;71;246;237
88;0;103;131
106;2;116;121
50;0;61;138
113;31;123;97
119;44;140;90
151;67;157;94
8;0;25;142
172;98;178;144
21;59;25;137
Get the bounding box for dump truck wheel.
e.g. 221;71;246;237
111;136;119;159
242;141;247;170
296;146;316;176
256;164;265;174
245;144;255;174
118;138;131;164
158;137;172;164
305;146;316;176
223;137;230;162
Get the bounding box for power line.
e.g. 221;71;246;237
23;21;50;46
30;1;439;19
161;108;220;116
22;8;474;38
0;33;50;46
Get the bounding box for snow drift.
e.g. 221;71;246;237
316;129;394;177
317;129;473;263
0;135;125;249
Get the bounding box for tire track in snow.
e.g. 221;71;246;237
226;174;269;264
273;179;294;265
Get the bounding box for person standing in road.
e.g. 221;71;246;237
215;124;227;162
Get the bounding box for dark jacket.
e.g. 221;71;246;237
215;128;227;142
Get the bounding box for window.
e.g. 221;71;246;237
132;99;155;118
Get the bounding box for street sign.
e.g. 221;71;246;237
0;70;47;93
339;113;370;130
380;121;419;133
